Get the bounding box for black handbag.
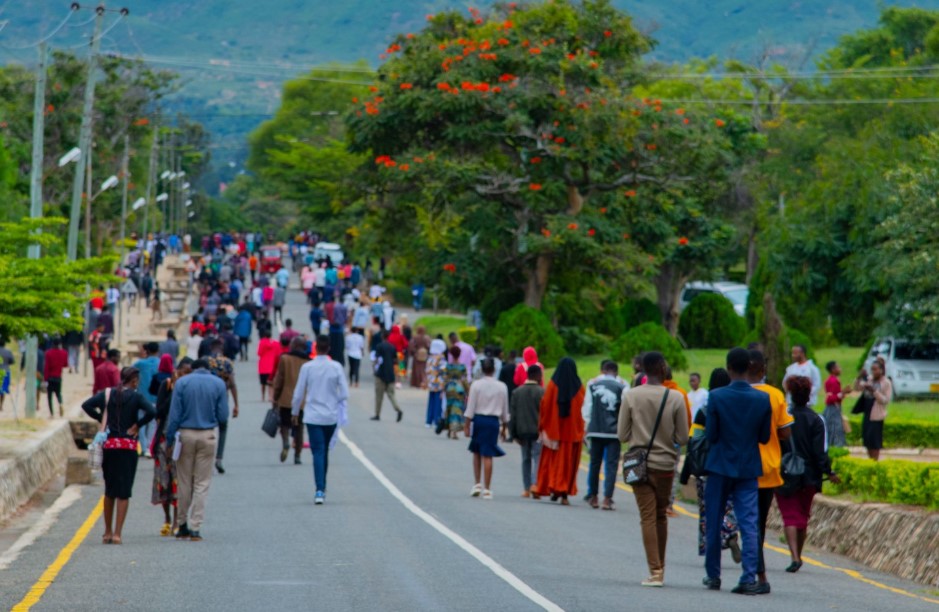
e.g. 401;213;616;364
778;438;806;496
622;390;669;486
261;407;280;438
851;394;873;415
685;434;710;478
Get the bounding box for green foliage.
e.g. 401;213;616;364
741;326;814;384
457;327;478;345
678;293;746;348
0;218;114;338
611;322;688;371
829;456;939;509
844;417;939;450
620;298;662;331
856;337;876;373
558;326;609;356
491;305;565;367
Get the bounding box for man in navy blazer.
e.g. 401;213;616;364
703;348;772;595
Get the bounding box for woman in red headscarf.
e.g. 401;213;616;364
533;357;585;505
387;325;409;387
514;346;544;387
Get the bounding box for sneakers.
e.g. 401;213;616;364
471;483;482;497
314;491;325;505
702;576;721;591
482;489;493;500
280;446;289;463
641;575;664;587
189;531;203;542
370;416;380;421
294;455;302;465
728;534;742;564
396;410;403;423
175;523;191;540
731;581;766;595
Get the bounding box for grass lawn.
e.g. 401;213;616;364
413;314;466;341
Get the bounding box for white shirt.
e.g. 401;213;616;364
688;388;709;422
186;335;202;357
314;268;326;287
106;287;120;305
251;287;264;308
345;333;365;360
291;356;349;425
582;374;629;439
783;359;822;406
463;376;509;422
369;285;384;300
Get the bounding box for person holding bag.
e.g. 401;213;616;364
776;375;840;573
618;352;689;588
82;367;156;545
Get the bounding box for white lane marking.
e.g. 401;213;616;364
339;431;563;612
0;485;83;571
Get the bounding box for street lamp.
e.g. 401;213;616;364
155;193;168;202
58;147;81;167
132;196;146;211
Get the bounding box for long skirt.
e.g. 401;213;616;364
533;440;581;498
151;435;177;506
822;403;847;447
410;359;428;388
696;475;739;556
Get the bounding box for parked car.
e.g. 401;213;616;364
260;245;283;274
678;281;749;317
313;242;345;265
864;337;939;398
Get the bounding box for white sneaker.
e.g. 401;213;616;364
482;490;493;500
471;483;482;497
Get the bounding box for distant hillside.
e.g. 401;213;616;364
0;0;933;184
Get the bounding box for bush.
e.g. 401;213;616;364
457;326;478;345
678;293;747;348
844;417;939;449
491;305;565;367
610;322;688;371
829;456;939;509
558;326;610;355
741;326;815;385
619;298;661;330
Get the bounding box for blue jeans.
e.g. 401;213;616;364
306;423;337;493
586;437;620;499
705;474;759;584
426;391;443;426
519;439;542;491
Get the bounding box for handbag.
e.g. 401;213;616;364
261;407;280;438
685;434;710;478
851;393;873;415
622;390;669;486
779;438;806;496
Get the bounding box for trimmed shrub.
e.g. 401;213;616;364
619;298;661;330
829;455;939;509
491;305;565;367
844;417;939;449
558;326;610;355
610;322;688;371
457;326;478;345
678;293;747;349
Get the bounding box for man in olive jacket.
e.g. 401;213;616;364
272;337;311;464
509;365;544;498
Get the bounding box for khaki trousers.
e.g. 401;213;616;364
176;428;217;531
632;469;674;579
374;379;401;417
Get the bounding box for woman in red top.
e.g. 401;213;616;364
534;357;585;505
387;325;409;386
822;361;848;447
257;330;281;402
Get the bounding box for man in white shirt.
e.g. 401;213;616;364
106;286;120;314
291;336;349;505
687;372;709;423
582;360;628;510
782;345;822;407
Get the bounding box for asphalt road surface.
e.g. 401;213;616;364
2;287;936;611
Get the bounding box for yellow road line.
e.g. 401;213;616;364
12;496;103;612
579;464;939;605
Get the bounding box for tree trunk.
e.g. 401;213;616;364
746;224;758;284
567;185;584;215
523;253;552;309
653;264;689;336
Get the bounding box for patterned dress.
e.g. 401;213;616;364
444;363;468;434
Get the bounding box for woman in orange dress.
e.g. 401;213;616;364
534;357;585;505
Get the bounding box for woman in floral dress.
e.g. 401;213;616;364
444;345;468;439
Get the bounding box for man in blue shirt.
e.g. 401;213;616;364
133;342;161;457
703;347;772;595
167;359;228;541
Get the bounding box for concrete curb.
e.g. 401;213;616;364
0;420;73;523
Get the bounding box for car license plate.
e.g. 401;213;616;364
930;384;939;393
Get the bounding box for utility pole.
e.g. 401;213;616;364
117;134;129;346
84;148;92;258
23;42;48;419
142;124;157;262
66;5;105;262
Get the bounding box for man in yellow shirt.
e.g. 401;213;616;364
748;350;793;592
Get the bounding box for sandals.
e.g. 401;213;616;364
102;535;112;544
160;523;172;537
470;483;482;497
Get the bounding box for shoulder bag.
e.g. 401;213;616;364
622;389;669;486
261;406;281;438
685;430;710;478
851;393;873;415
779;437;806;496
88;388;112;471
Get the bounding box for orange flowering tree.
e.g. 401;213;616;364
348;0;750;321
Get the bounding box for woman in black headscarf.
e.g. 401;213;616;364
533;357;586;505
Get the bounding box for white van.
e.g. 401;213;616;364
313;242;344;265
865;337;939;397
678;281;749;317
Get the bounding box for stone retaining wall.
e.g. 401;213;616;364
0;421;72;522
767;494;939;587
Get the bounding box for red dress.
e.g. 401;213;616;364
534;382;585;498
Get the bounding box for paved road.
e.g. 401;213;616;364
2;287;937;611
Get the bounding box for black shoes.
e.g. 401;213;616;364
396;411;403;423
731;581;768;595
702;577;721;591
189;531;202;542
280;446;289;463
294;455;302;465
785;561;803;573
176;523;191;540
370;416;380;421
215;460;225;474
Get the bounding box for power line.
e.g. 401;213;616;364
64;13;126;49
0;5;77;50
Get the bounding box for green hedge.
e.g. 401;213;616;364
844;417;939;449
678;293;747;349
610;322;688;371
829;455;939;509
457;326;478;345
491;305;565;367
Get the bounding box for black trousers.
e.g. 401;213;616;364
757;487;775;575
